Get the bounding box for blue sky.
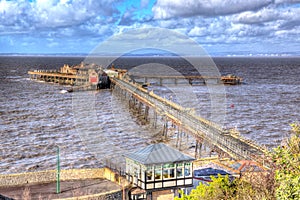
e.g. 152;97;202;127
0;0;299;56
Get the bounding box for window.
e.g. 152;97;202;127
163;169;169;179
155;169;162;180
161;163;177;179
185;162;192;177
146;170;153;180
184;168;190;176
146;166;154;181
169;169;175;178
177;168;183;177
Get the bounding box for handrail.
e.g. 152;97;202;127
111;77;267;161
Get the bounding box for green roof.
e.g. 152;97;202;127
124;143;195;165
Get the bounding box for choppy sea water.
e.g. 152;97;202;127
1;56;300;174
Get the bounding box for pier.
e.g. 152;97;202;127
28;70;87;85
28;63;241;87
28;64;126;90
110;76;267;164
128;73;242;86
28;64;265;164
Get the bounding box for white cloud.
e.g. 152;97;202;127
275;27;300;37
0;0;119;30
188;26;207;37
0;0;299;55
235;6;300;24
152;0;273;19
235;8;279;24
233;6;300;32
148;5;296;49
274;0;300;3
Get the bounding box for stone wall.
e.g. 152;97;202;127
0;168;105;188
0;168;131;200
0;170;56;188
60;168;104;181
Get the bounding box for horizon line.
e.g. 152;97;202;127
0;53;299;58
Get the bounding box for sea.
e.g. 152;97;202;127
1;56;300;174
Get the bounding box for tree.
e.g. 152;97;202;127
273;123;300;200
175;175;237;200
175;123;300;200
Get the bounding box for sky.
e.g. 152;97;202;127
0;0;300;56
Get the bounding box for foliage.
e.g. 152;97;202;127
175;175;237;200
175;123;300;200
272;123;300;200
174;175;273;200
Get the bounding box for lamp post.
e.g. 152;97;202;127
56;146;61;194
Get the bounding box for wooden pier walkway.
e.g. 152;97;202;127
128;73;242;85
111;77;267;163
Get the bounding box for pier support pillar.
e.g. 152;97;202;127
166;121;169;139
144;106;149;121
176;128;182;149
195;140;203;159
138;102;143;114
162;118;168;139
153;111;157;129
178;131;182;150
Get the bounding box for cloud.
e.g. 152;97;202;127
235;7;279;24
150;1;299;54
0;0;120;32
274;0;300;4
152;0;273;19
118;8;137;26
0;0;299;55
234;6;300;31
0;0;123;53
188;26;207;37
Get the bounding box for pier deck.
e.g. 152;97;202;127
28;70;88;85
111;77;267;163
128;73;242;85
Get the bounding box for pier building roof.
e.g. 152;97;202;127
125;143;194;165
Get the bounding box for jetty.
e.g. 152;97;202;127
128;73;242;86
110;75;267;162
27;63;270;160
28;63;241;90
28;63;127;90
27;63;267;164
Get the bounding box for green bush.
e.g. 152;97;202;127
175;175;273;200
175;123;300;200
273;123;300;200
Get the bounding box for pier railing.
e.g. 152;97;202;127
111;77;268;162
28;70;86;79
128;73;242;85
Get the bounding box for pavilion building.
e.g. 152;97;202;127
124;143;195;200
